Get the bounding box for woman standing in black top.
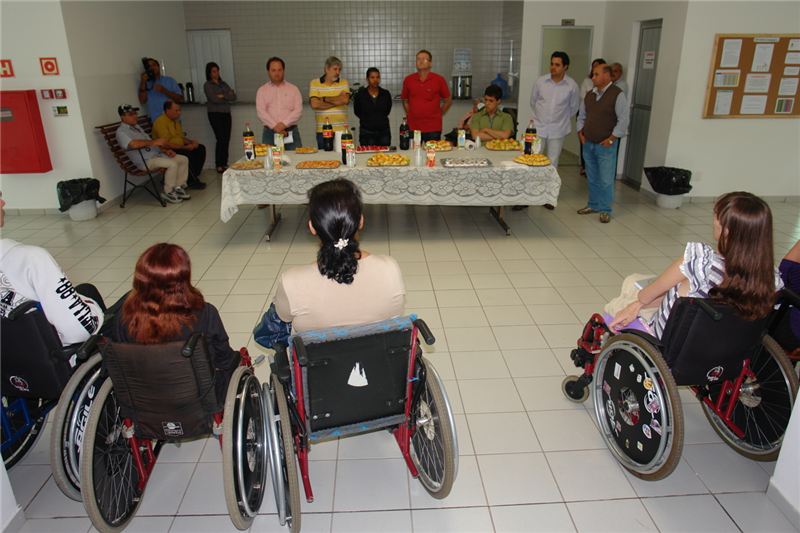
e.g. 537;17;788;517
353;68;392;147
203;62;237;172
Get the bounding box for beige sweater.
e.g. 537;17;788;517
273;254;406;333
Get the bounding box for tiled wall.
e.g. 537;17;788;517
183;1;522;105
501;0;524;103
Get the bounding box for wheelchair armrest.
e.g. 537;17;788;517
691;298;722;321
778;287;800;309
8;300;38;320
413;319;436;345
98;313;115;335
292;336;309;366
620;329;666;349
270;342;292;381
181;332;204;357
76;334;103;361
52;343;82;362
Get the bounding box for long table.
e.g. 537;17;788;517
220;147;560;239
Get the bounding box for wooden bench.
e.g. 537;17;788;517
95;115;166;208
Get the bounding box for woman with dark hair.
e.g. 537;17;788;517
353;67;392;147
203;62;237;173
115;243;239;397
272;179;405;332
608;191;783;337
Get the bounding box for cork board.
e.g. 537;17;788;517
703;34;800;118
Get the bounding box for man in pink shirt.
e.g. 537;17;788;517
256;57;303;149
401;50;452;142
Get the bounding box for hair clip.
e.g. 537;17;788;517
334;238;349;250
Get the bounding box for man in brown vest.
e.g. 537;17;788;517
576;64;629;223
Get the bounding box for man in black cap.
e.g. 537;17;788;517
115;104;191;204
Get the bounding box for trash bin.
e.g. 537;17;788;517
644;167;692;209
57;178;106;220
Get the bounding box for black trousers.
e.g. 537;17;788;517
173;145;206;183
208;112;232;168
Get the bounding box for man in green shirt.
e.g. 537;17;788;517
470;85;514;142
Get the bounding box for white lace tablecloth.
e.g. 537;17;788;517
220;147;560;222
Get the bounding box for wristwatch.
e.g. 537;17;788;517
322;96;327;103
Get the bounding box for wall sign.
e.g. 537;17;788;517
0;60;14;78
40;57;59;76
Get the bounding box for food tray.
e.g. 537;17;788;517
366;154;410;167
230;160;265;170
355;146;393;153
441;158;492;168
513;154;551;167
295;160;341;169
486;146;522;151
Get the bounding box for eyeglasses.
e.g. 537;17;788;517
125;111;138;116
417;58;431;63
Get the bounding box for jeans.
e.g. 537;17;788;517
262;127;302;150
582;141;618;214
208;112;231;168
539;136;565;169
420;131;441;142
359;128;392;147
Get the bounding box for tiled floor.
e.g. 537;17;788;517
4;164;800;533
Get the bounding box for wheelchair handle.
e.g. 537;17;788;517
293;336;309;366
76;334;103;361
7;300;38;320
181;332;203;357
692;299;723;321
413;319;436;345
778;287;800;309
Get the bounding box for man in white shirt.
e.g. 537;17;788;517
611;63;629;94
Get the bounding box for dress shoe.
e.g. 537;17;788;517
599;213;611;223
257;204;269;209
577;207;597;215
543;204;555;210
186;181;206;190
512;205;528;211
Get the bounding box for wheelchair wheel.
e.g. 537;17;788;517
409;357;458;499
264;375;301;533
702;335;799;461
81;379;146;533
1;396;49;469
592;334;683;481
562;375;590;403
223;366;267;530
50;354;105;501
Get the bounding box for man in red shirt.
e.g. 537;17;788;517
401;50;452;142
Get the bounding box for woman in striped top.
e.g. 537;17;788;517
608;191;783;338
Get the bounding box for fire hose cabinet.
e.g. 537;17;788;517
1;90;53;173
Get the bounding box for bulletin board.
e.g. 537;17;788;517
703;34;800;118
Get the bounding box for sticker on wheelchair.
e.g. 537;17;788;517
637;374;642;383
603;380;611;396
644;390;660;415
9;376;29;392
614;363;621;380
615;420;622;435
162;422;184;437
637;441;643;451
706;366;724;382
650;419;662;435
606;399;615;420
347;363;368;387
643;378;654;390
642;424;652;439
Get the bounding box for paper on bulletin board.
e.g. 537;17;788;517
720;39;742;68
740;95;767;114
785;52;800;65
775;98;794;113
744;73;771;93
778;78;799;96
714;70;740;87
751;44;774;72
713;90;733;115
789;39;800;51
784;66;800;76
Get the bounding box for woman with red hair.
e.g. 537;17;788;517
608;191;783;337
114;243;238;397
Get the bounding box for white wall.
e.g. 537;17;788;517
0;1;93;211
60;0;191;208
665;1;800;198
769;403;800;529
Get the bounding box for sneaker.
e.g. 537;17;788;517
186;181;206;190
174;186;191;200
161;190;182;204
599;213;611;223
577;207;597;215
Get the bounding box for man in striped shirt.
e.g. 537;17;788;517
309;57;351;149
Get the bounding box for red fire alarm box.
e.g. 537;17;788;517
1;90;53;173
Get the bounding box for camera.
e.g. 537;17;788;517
141;57;156;82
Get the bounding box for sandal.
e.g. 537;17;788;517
216;167;225;173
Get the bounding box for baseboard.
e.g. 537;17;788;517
767;481;800;530
1;504;25;533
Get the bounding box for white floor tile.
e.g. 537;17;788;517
641;494;740;532
491;503;576;532
567;498;657;532
331;510;411;532
477;452;562;505
547;449;637;501
411;506;495;533
682;443;771;493
409;454;487;509
332;458;410;511
467;412;541;454
528;409;606;452
716;492;800;533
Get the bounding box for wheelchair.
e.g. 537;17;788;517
562;295;799;481
1;300;106;502
265;315;458;532
78;332;267;533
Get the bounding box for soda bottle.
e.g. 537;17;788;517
322;117;334;151
243;123;255;161
524;120;537;155
340;125;353;164
399;117;410;151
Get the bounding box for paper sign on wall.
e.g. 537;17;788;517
40;57;59;76
643;51;656;69
0;60;14;78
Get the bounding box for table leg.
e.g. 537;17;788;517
489;206;511;236
265;205;282;242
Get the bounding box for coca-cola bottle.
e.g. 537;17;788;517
243;123;255;161
322;117;334;151
524;120;537;155
340;125;353;164
399;117;410;151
